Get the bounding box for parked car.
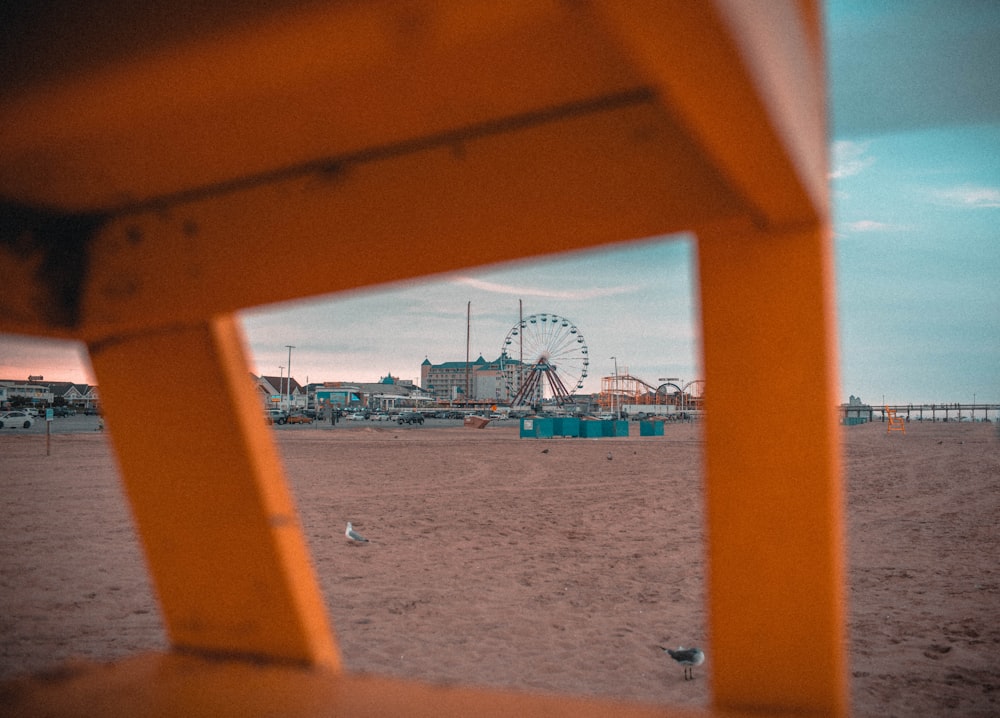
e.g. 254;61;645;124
0;411;34;428
285;413;313;424
53;406;75;417
265;409;288;425
397;411;424;425
347;411;368;421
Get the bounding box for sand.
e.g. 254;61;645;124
1;418;997;715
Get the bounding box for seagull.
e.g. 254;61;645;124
607;452;613;461
661;646;705;680
345;522;369;543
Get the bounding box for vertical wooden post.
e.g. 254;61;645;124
87;314;339;668
697;222;847;716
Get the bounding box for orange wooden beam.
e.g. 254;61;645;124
696;222;847;715
596;0;829;227
86;315;339;667
3;652;716;718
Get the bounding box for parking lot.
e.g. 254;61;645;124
0;413;105;435
271;414;497;430
0;411;523;436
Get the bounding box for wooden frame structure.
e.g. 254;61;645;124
1;2;846;715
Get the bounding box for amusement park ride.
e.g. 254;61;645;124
491;306;703;411
491;308;702;411
498;312;590;406
599;373;705;412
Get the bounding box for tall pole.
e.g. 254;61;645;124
286;345;295;411
519;299;523;402
611;356;617;418
279;366;284;411
465;302;470;406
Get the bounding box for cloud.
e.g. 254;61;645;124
932;185;1000;208
845;220;897;232
453;277;636;301
829;140;875;179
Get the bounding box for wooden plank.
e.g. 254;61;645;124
2;652;715;718
3;99;744;341
86;315;339;667
696;222;847;715
596;0;828;227
0;1;643;212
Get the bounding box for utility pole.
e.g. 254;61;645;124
611;356;618;418
465;302;470;406
286;345;295;411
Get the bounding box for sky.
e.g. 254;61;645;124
1;1;998;406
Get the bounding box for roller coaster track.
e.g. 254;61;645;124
597;373;704;410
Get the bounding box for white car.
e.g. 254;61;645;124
0;411;34;428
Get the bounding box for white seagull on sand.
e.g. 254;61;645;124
345;522;369;543
662;646;705;680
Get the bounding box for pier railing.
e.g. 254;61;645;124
840;403;1000;422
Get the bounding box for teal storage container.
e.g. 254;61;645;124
579;420;604;438
521;417;554;438
612;420;630;436
554;417;580;437
640;420;664;436
536;418;554;438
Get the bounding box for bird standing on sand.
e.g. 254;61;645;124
662;646;705;680
345;522;369;543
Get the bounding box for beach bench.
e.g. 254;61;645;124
886;406;906;433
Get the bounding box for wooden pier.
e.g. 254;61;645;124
841;403;1000;423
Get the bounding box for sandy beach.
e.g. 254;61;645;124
1;418;997;715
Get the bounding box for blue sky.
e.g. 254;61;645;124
2;1;998;405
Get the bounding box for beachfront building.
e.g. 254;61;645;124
421;355;538;406
0;380;54;408
311;375;430;413
253;374;307;412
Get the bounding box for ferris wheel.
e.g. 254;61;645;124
498;312;589;405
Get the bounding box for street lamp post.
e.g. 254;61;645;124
285;345;295;411
278;366;284;412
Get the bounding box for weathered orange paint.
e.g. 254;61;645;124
87;316;339;668
697;223;847;715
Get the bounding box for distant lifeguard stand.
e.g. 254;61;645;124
1;2;846;716
886;406;907;434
